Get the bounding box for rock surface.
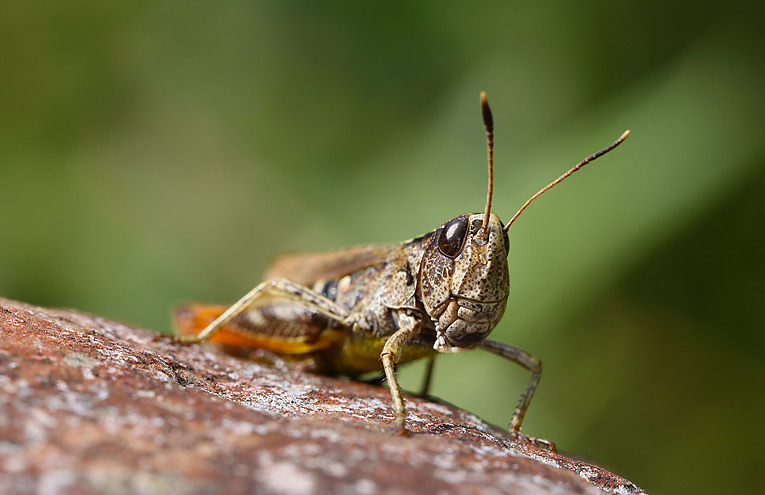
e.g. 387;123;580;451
0;297;645;495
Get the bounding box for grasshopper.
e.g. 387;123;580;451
175;92;629;439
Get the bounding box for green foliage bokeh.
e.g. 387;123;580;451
1;2;763;493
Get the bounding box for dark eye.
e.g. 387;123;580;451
438;216;469;258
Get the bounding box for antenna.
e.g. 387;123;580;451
504;130;631;232
480;91;494;234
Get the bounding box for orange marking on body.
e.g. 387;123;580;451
173;303;344;355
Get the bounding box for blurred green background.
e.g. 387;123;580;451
1;2;762;493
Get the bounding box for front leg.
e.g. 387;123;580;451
480;339;541;433
380;312;420;436
480;339;555;450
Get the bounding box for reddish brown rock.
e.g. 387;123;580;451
0;297;645;495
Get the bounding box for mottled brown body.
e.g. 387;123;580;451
176;213;508;376
175;92;629;440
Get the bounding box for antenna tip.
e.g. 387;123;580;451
620;129;631;141
480;92;493;130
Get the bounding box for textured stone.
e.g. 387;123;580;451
0;297;645;495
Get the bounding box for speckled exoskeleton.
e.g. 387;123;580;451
175;92;629;443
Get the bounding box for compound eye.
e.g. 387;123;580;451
437;215;469;258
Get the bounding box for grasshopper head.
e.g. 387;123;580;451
419;92;629;353
420;211;510;352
